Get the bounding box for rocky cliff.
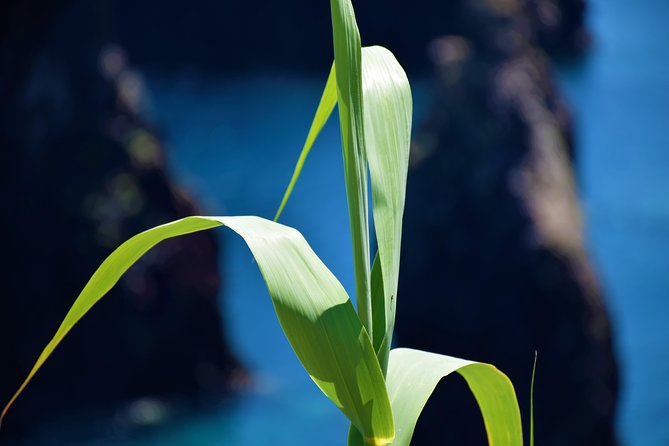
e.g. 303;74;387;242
395;1;618;445
0;1;243;436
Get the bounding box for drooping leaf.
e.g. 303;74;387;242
330;0;373;339
274;65;337;222
1;216;394;443
361;46;412;368
388;348;523;445
349;348;523;446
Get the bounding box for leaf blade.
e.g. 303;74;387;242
353;348;523;446
361;46;412;365
1;216;394;442
274;65;337;221
330;0;373;339
530;351;537;446
0;217;222;428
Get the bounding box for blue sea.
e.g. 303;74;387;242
559;0;669;444
15;0;669;444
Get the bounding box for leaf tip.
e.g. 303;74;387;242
0;384;25;433
0;403;9;432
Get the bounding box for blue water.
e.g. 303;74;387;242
136;73;430;446
151;74;357;445
558;0;669;444
146;74;355;445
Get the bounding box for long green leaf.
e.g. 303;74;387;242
370;252;390;374
274;46;411;375
1;216;394;443
330;0;373;340
530;352;537;446
361;46;412;369
274;65;337;222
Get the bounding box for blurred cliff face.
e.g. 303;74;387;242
0;1;243;437
397;1;617;445
0;0;589;75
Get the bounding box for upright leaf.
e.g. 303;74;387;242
274;45;411;375
530;352;537;446
1;216;394;443
330;0;372;338
370;252;390;374
274;65;337;221
361;46;412;369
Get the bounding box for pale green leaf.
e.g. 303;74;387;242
274;65;337;222
389;348;522;445
273;45;412;374
1;216;394;443
370;252;390;374
330;0;373;339
361;46;412;366
530;352;537;446
349;348;523;446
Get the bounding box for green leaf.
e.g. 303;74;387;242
349;348;523;446
1;216;394;443
530;352;537;446
330;0;373;339
370;252;390;374
274;64;337;222
273;45;412;376
361;46;412;367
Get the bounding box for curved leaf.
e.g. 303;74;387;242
349;348;523;446
1;216;394;443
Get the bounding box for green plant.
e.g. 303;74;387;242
1;1;526;444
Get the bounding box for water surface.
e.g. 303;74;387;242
558;0;669;444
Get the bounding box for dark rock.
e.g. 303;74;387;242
0;1;243;437
395;2;617;445
526;0;591;57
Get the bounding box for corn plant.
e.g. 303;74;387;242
1;0;525;444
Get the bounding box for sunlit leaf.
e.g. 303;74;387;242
361;46;412;371
352;348;524;446
330;0;373;339
0;216;394;442
274;45;412;375
530;352;537;446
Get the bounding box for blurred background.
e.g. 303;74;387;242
0;0;667;444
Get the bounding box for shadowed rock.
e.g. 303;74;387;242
0;2;243;437
395;1;617;445
9;0;588;73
